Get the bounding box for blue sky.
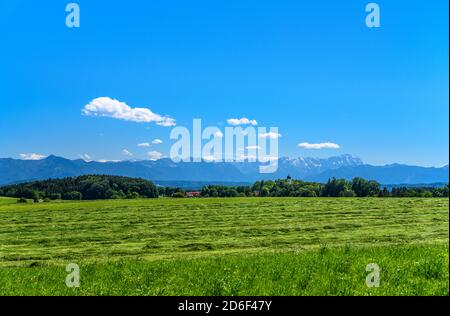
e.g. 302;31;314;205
0;0;448;166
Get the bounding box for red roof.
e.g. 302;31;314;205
186;191;201;197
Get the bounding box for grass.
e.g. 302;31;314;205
0;197;448;295
0;197;23;205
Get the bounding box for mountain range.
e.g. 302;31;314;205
0;154;448;186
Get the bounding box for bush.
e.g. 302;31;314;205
49;193;62;200
340;190;356;197
299;188;317;197
17;198;28;203
172;192;185;198
127;192;141;199
62;191;83;200
422;191;433;198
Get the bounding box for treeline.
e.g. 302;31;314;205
199;177;449;198
0;175;448;201
0;175;159;201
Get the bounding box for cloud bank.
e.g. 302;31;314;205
147;151;163;160
20;153;46;160
298;142;340;149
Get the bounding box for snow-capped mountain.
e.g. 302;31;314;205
0;154;447;185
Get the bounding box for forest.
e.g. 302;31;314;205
0;175;159;201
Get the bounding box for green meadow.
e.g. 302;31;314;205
0;197;448;295
0;197;22;205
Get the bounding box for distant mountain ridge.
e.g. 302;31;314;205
0;154;447;186
304;163;449;184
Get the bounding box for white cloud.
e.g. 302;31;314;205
122;149;133;157
259;132;282;139
82;97;176;127
78;154;92;161
246;145;261;150
20;153;46;160
259;155;279;162
215;131;224;138
298;142;340;149
227;118;258;126
147;151;163;161
156;118;176;127
138;142;150;147
97;159;121;163
202;155;219;162
152;139;163;145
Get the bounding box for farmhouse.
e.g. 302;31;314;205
186;191;201;198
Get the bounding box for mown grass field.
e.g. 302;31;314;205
0;197;448;295
0;197;22;205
